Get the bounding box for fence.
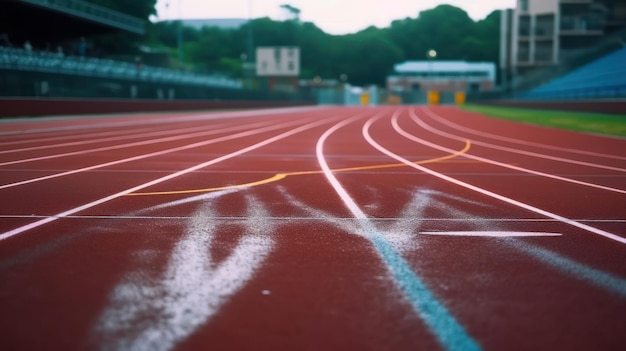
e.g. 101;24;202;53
0;46;310;101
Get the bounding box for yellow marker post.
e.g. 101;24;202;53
360;93;370;106
427;91;440;105
455;92;466;105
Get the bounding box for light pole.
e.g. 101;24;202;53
427;49;437;90
426;49;437;104
340;73;348;83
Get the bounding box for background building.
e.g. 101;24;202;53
507;0;626;76
387;61;496;94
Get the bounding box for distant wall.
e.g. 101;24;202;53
0;98;315;118
474;99;626;115
0;69;309;101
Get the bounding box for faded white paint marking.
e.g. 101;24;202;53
383;189;430;252
508;239;626;297
421;231;562;237
278;186;361;235
93;195;274;351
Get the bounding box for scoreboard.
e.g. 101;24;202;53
256;47;300;77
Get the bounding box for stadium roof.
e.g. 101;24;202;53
177;19;249;30
394;61;496;80
1;0;144;45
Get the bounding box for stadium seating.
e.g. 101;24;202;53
0;46;242;89
517;47;626;99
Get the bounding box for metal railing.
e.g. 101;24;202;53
0;46;242;89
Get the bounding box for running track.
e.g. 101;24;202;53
0;106;624;350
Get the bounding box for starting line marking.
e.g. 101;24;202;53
127;141;471;196
420;231;562;237
0;215;623;223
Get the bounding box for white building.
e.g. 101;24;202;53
387;61;496;93
504;0;626;77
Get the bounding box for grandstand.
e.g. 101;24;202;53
516;46;626;100
0;46;241;89
0;0;145;46
0;0;306;102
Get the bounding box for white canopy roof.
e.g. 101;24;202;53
394;61;496;80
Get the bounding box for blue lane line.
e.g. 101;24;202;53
510;239;626;298
370;233;481;351
317;115;481;350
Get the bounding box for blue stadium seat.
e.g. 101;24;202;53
517;47;626;100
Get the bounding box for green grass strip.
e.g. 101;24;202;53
462;104;626;137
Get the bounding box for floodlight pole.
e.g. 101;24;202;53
427;49;437;91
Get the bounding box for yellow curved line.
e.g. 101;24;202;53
128;140;471;196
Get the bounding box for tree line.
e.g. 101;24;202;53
85;1;500;86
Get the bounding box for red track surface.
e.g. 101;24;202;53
0;106;625;350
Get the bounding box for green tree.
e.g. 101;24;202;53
384;5;501;81
471;10;501;61
187;26;235;72
99;2;502;86
335;30;404;86
388;5;476;60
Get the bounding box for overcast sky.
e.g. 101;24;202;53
155;0;517;34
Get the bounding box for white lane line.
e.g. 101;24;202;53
364;113;626;245
1;107;325;154
421;231;562;237
0;113;342;241
0;119;240;155
0;122;187;148
418;108;626;173
425;107;626;161
0;105;320;137
0;115;315;190
0;117;280;167
396;111;626;194
316;113;481;351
